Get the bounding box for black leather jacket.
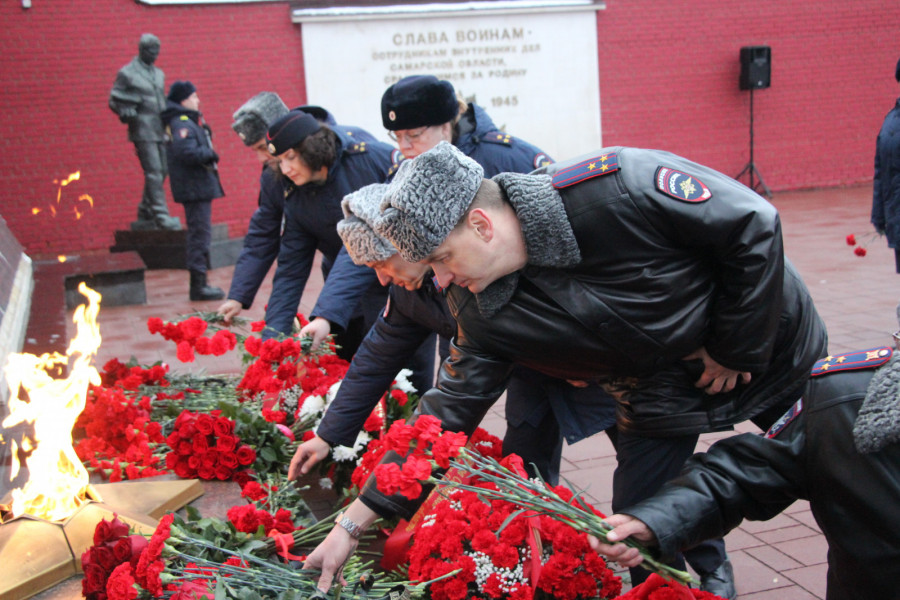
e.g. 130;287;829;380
625;351;900;599
359;147;827;518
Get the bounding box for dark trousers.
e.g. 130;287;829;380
607;428;727;584
182;200;213;273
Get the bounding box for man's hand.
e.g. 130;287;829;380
683;347;751;394
300;317;332;350
303;500;378;592
587;514;657;568
288;435;330;480
303;525;358;592
216;299;242;325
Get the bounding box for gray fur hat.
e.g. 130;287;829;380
232;92;289;146
337;184;397;265
375;141;484;262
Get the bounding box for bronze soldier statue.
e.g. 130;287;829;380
109;33;181;230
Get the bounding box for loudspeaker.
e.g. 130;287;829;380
739;46;771;90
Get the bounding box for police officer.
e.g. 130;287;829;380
160;80;225;300
218;95;378;324
289;183;616;484
261;110;399;363
302;143;827;597
594;347;899;600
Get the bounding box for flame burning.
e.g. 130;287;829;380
31;170;94;221
2;283;102;521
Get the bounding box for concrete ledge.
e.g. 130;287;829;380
110;224;244;270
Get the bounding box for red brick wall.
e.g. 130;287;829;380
2;0;898;257
596;0;899;189
1;0;305;258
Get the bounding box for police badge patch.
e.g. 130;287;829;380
655;166;712;203
765;398;802;439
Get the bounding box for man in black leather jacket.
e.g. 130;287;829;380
303;143;827;595
593;347;898;600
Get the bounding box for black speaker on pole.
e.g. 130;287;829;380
736;45;772;197
739;46;771;90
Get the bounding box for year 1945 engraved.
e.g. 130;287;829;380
491;96;518;107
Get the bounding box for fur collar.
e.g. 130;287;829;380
472;173;581;317
853;356;900;453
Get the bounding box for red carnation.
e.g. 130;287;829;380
106;563;138;600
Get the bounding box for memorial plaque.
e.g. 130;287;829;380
301;8;602;160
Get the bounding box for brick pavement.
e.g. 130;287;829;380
64;183;898;598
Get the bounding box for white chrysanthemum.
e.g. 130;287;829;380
297;394;326;421
393;368;417;394
332;445;358;462
318;477;333;490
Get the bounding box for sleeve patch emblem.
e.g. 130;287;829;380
765;398;802;439
178;128;189;139
552;153;619;189
655;166;712;203
533;153;551;169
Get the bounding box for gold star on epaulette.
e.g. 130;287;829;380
588;162;596;170
835;356;846;363
824;355;834;362
495;133;511;143
600;163;610;172
600;154;609;162
819;362;831;371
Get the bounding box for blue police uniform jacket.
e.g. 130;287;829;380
161;100;224;203
226;118;379;310
873;97;900;248
262;130;400;338
455;103;552;176
226;167;284;309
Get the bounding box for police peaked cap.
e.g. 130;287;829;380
381;75;459;130
232;92;289;146
265;110;321;156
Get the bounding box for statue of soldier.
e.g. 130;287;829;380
108;33;181;230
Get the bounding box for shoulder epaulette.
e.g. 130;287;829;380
481;131;513;146
552;153;619;189
179;115;189;121
346;141;368;155
811;347;893;376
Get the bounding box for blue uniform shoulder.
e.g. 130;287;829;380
811;347;893;376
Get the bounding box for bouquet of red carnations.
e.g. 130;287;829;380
405;480;622;600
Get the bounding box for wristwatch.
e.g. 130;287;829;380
334;511;365;539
